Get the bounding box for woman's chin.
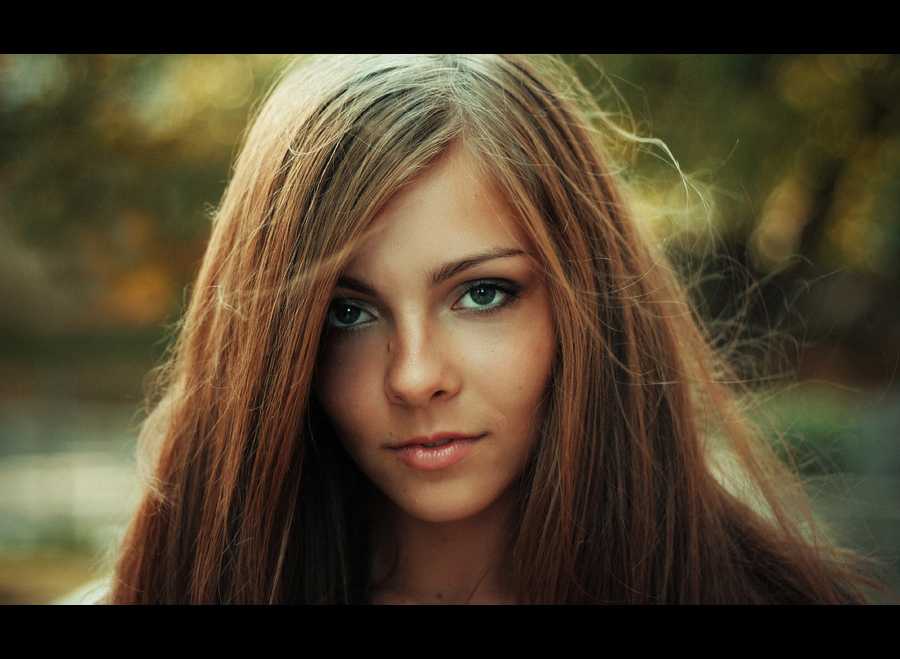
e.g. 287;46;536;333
385;483;517;526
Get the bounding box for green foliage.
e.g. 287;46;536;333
758;386;865;475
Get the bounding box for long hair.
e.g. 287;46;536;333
110;54;877;604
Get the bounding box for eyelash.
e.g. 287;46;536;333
453;279;522;316
325;279;522;335
325;299;377;335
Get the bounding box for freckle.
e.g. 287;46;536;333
435;592;443;600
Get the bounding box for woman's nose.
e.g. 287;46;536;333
385;323;460;407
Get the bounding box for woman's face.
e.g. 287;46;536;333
315;148;555;524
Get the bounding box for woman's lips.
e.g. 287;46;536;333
390;433;486;471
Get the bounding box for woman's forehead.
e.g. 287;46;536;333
343;149;531;274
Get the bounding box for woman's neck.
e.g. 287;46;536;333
370;490;517;605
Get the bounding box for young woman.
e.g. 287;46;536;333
110;54;881;604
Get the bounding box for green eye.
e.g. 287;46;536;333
333;304;361;325
456;280;520;312
327;301;375;329
466;285;499;307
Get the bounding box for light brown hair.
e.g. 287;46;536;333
111;54;879;604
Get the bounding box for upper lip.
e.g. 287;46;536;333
391;432;486;449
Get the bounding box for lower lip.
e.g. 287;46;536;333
392;436;485;471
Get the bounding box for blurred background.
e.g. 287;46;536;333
1;54;898;603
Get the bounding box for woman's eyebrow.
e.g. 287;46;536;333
335;275;378;297
334;247;527;298
429;247;527;288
